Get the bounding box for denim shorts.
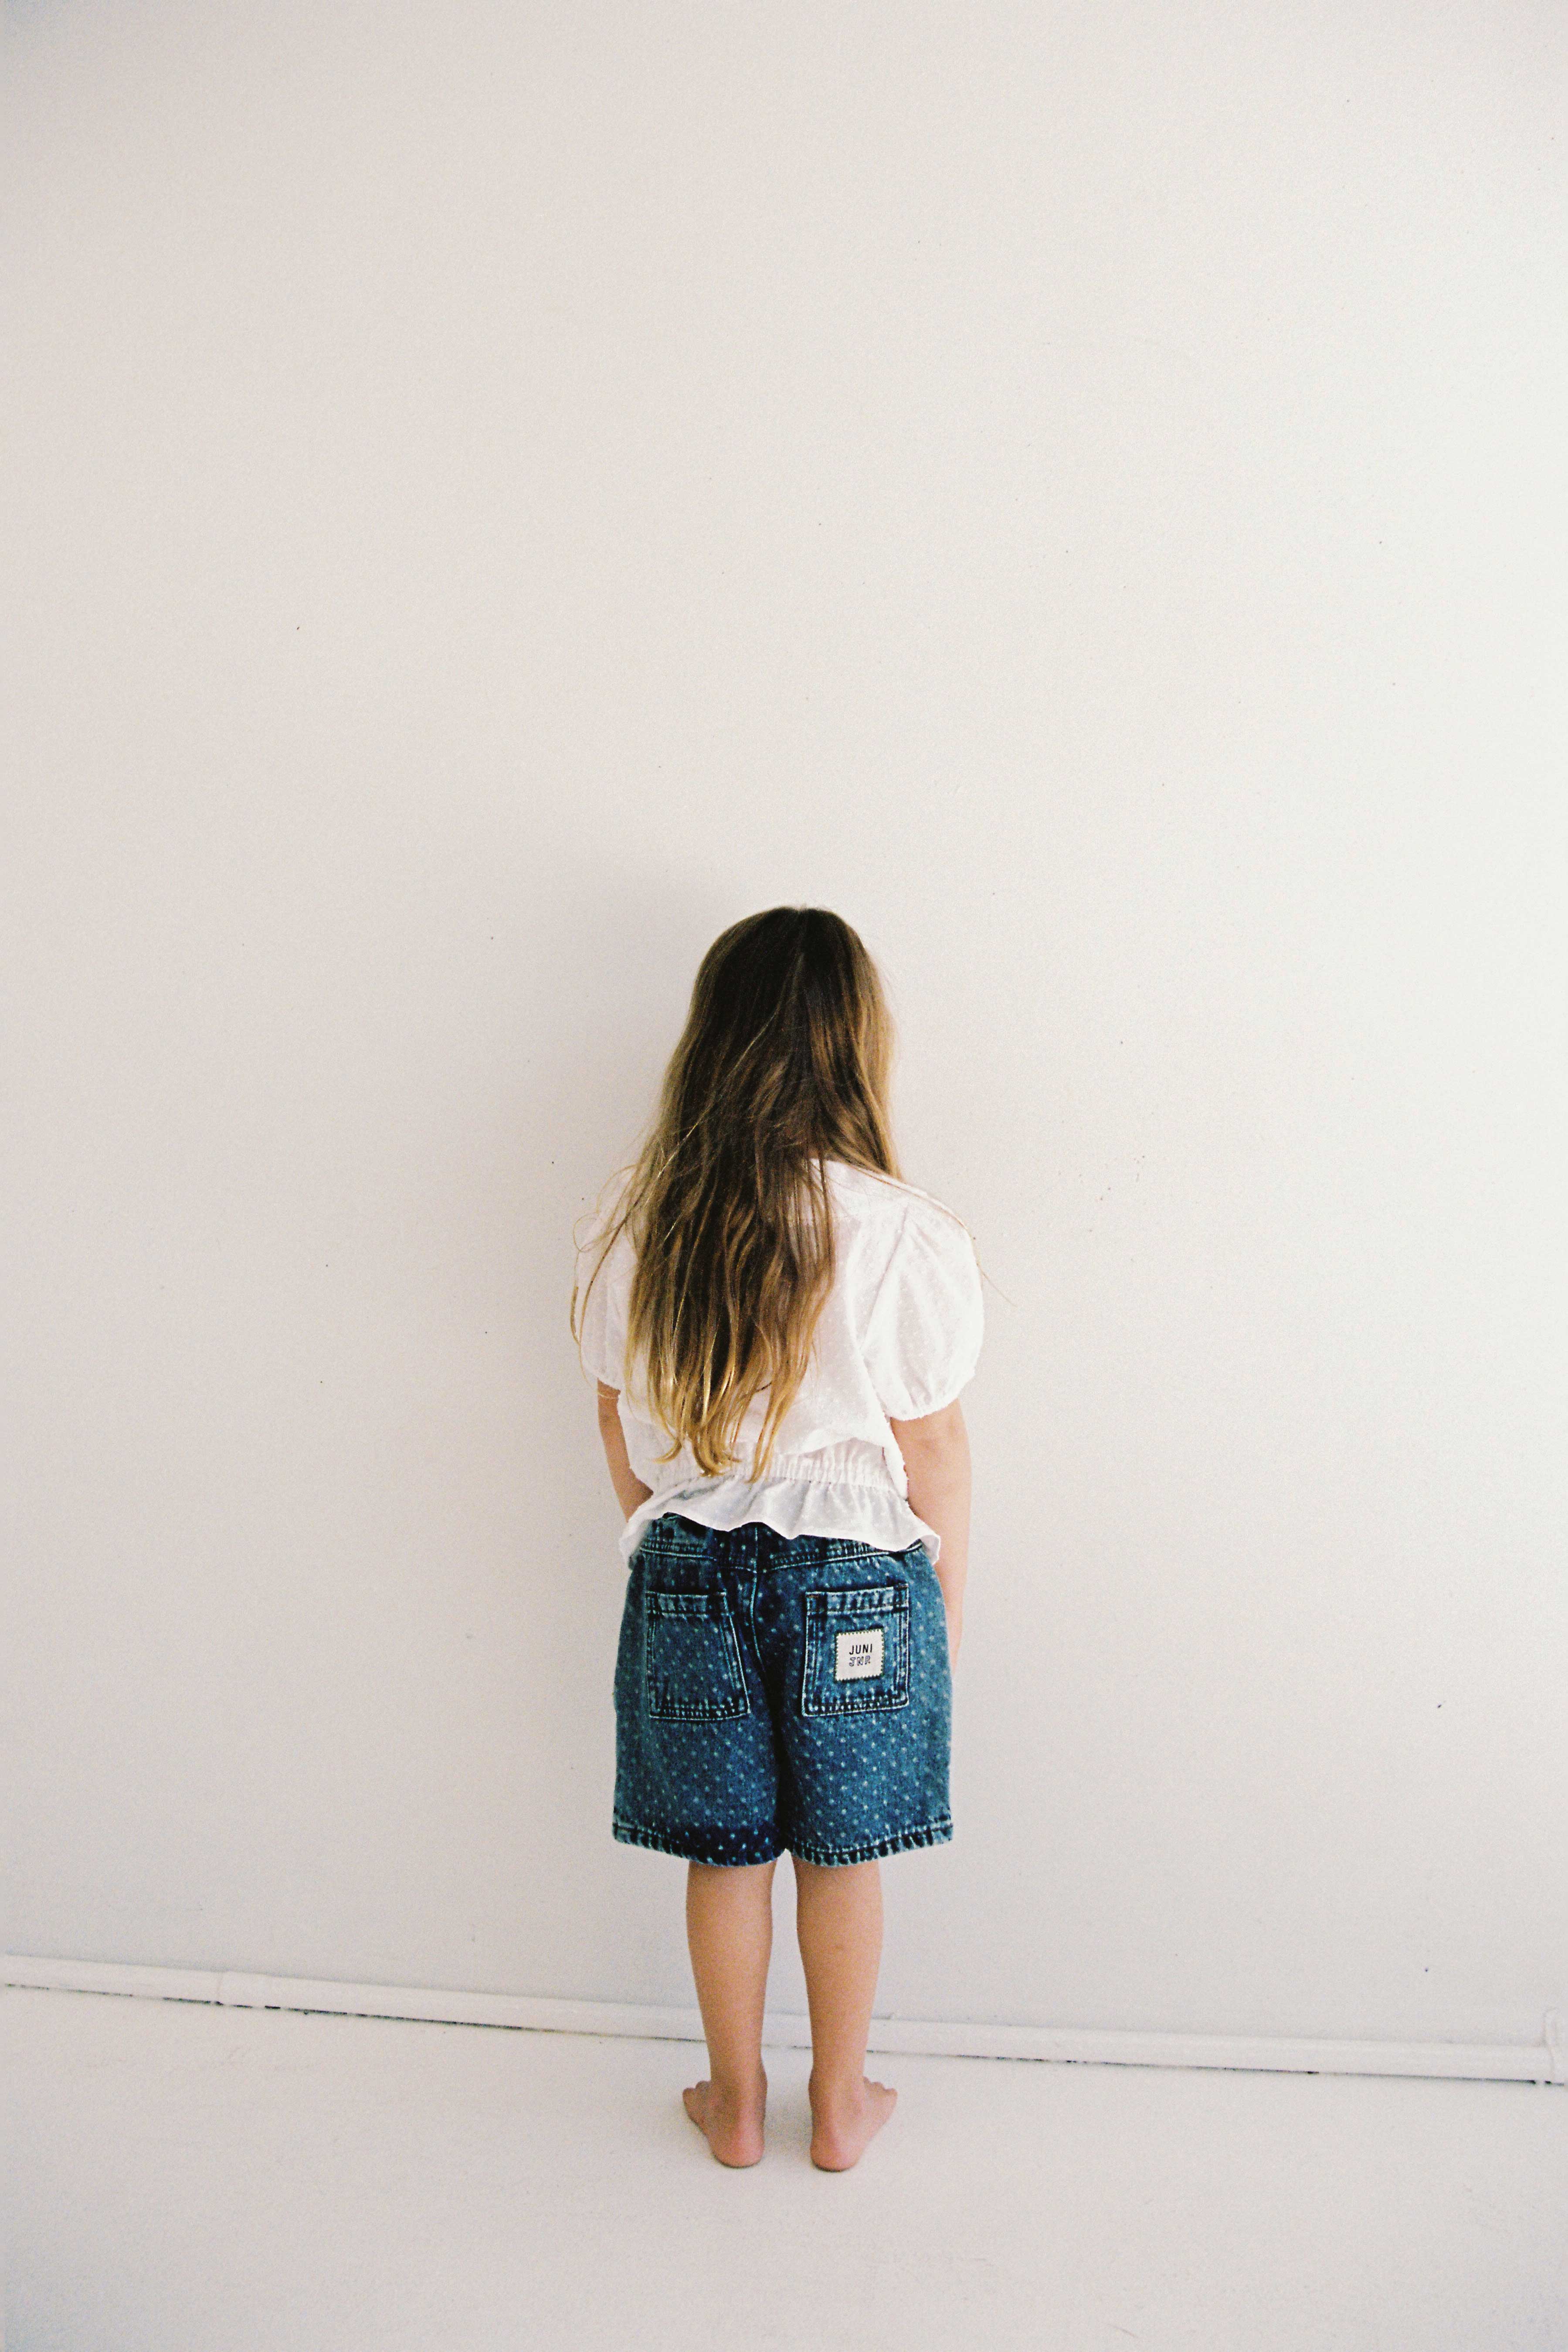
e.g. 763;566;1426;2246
612;1512;954;1867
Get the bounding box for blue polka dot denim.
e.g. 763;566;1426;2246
613;1513;954;1867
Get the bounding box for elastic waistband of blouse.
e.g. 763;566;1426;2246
640;1511;924;1565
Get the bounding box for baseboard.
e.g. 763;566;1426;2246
6;1955;1561;2085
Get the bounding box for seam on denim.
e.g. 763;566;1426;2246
612;1818;782;1866
801;1690;913;1718
642;1701;752;1723
804;1583;910;1613
787;1819;954;1866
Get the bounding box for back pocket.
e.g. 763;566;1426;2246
644;1587;750;1722
800;1583;912;1717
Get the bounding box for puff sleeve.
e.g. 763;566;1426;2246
574;1222;632;1390
860;1198;984;1421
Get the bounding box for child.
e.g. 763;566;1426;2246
570;906;983;2171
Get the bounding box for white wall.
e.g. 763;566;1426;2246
5;0;1565;2046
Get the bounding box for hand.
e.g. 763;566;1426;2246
944;1604;962;1671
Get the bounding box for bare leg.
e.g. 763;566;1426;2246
682;1858;777;2166
793;1855;898;2169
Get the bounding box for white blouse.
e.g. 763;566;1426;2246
574;1158;984;1567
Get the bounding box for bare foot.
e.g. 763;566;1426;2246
682;2068;767;2167
807;2072;898;2171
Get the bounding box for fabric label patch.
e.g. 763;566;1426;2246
834;1626;884;1682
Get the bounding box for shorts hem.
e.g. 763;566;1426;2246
613;1816;784;1867
787;1818;953;1866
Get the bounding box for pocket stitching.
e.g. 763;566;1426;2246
800;1584;912;1718
644;1587;750;1723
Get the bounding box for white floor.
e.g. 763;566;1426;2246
7;1987;1567;2352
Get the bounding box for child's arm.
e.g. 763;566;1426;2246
597;1382;654;1523
887;1399;971;1664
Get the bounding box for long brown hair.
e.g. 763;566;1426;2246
571;906;905;1479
